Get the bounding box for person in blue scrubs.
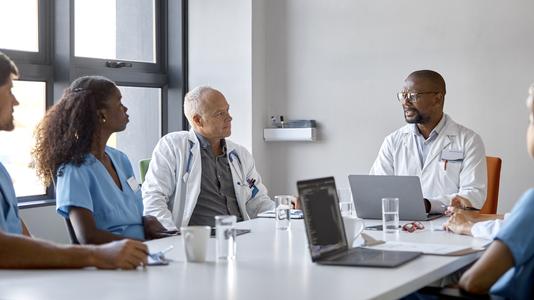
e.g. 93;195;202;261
33;75;173;244
0;51;148;269
455;83;534;298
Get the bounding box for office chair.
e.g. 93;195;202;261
139;158;151;184
480;156;502;214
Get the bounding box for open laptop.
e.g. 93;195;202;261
348;175;442;221
297;177;421;267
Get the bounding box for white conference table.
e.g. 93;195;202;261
0;217;489;300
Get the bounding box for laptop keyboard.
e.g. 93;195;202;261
326;247;384;263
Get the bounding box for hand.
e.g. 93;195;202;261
143;215;178;240
446;206;481;219
90;239;148;269
292;197;302;210
450;195;474;209
443;211;475;236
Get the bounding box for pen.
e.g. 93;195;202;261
462;207;480;211
159;245;174;255
149;245;174;259
444;159;448;171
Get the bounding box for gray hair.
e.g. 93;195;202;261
183;86;217;126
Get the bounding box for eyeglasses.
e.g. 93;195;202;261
402;221;425;232
397;91;440;104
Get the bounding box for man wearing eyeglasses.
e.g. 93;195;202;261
370;70;487;214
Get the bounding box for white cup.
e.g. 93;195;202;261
180;226;211;262
342;216;365;247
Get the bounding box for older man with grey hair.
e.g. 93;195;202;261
142;86;274;229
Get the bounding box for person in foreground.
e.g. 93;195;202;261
370;70;487;213
448;83;534;297
143;86;273;229
32;75;171;244
0;51;147;269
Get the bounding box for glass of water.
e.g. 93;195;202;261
274;195;292;230
215;215;237;260
382;197;399;233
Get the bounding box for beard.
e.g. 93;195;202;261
404;108;423;124
0;117;15;131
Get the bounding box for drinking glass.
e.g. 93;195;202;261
382;197;399;233
215;215;237;260
274;195;293;230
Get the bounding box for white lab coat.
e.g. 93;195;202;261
471;214;509;240
142;129;274;230
370;115;487;210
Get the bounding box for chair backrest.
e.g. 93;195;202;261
65;218;80;245
480;156;502;214
139;158;151;183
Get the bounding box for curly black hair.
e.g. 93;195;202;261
33;75;117;187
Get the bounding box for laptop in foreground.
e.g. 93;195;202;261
348;175;442;221
297;176;421;268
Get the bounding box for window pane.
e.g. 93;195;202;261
74;0;156;63
0;81;46;197
0;0;39;52
108;86;161;180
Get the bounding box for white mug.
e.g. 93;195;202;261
342;216;365;247
180;226;211;262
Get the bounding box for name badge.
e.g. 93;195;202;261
127;176;140;192
441;150;464;161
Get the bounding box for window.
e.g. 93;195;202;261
74;0;156;63
0;0;39;52
0;81;46;197
108;86;162;180
0;0;187;205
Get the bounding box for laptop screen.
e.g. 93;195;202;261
297;177;347;261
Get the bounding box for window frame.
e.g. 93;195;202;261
0;0;51;65
0;0;188;207
70;0;166;74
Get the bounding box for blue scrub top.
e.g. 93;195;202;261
56;146;145;240
0;162;23;234
491;188;534;299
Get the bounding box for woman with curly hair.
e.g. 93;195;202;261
33;75;172;244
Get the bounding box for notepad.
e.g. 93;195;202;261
366;241;485;256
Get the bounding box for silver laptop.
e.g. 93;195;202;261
348;175;442;221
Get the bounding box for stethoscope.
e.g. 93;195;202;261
182;140;259;199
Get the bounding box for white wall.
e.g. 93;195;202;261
20;206;69;244
253;0;534;213
189;0;534;213
188;0;253;151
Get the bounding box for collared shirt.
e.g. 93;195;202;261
56;146;145;240
413;114;447;168
413;115;448;213
189;132;242;227
0;162;22;234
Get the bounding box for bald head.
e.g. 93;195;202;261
184;86;223;127
406;70;446;95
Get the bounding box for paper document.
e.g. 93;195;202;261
366;241;485;256
257;209;304;219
